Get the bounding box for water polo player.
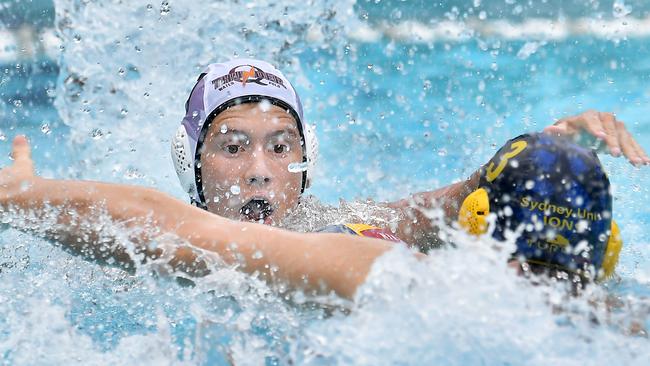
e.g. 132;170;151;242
0;59;646;299
168;59;646;249
458;132;622;284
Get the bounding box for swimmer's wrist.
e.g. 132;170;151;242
2;177;94;211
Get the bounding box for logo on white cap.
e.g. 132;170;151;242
212;65;288;90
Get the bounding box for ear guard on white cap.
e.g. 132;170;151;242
171;125;199;200
302;122;319;189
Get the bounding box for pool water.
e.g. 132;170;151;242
1;0;650;364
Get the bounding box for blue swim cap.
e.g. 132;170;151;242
480;133;612;276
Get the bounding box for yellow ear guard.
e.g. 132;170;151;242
601;220;622;279
458;188;623;279
458;188;490;235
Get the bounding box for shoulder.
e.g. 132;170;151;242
315;223;404;244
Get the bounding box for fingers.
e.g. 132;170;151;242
610;119;650;166
543;115;585;137
598;112;621;157
543;125;568;136
619;126;650;166
11;135;32;164
626;129;650;165
549;110;650;166
573;110;608;140
618;128;642;165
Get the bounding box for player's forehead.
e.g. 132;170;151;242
207;102;299;139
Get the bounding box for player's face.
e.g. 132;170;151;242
200;102;304;224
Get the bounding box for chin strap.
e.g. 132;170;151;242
191;198;208;211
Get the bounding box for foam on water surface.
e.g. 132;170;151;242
0;0;649;364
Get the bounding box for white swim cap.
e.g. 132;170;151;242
171;59;318;208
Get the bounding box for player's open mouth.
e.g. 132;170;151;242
240;198;274;224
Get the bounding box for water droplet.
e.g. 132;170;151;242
192;110;199;118
366;167;385;183
160;1;171;15
40;123;51;135
230;185;241;195
118;68;125;76
124;167;144;180
120;108;128;116
504;205;513;217
517;41;546;60
220;124;228;134
367;64;373;70
288;162;308;173
437;148;448;157
134;45;142;53
525;180;535;189
573;240;589;255
258;99;271;112
252;250;263;259
90;128;104;139
146;4;153;11
478;80;486;92
613;0;632;18
0;130;6;141
576;220;589;233
174;141;184;150
12;99;22;108
73;34;82;43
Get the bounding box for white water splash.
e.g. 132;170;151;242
53;0;359;194
516;40;547;60
0;0;641;364
292;233;650;365
613;1;632;19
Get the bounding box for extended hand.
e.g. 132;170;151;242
0;136;36;202
543;110;649;166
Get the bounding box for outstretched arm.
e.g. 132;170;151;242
388;110;648;250
1;136;413;300
387;169;481;251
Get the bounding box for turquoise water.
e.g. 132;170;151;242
1;0;650;364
